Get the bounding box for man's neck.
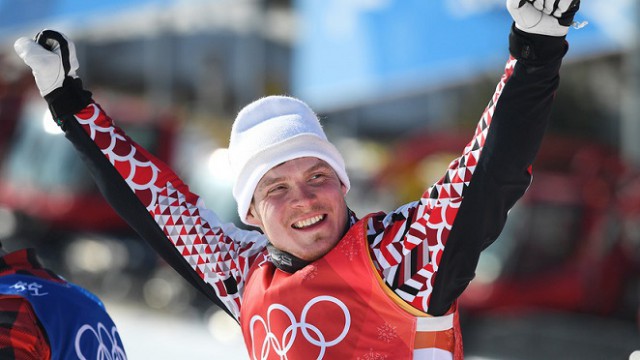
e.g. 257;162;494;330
266;243;310;273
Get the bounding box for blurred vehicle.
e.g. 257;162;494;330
0;58;32;167
0;91;179;305
462;310;639;360
375;129;638;319
0;89;243;315
612;170;640;329
0;91;177;237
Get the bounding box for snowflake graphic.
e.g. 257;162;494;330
356;348;388;360
301;264;318;281
339;236;360;261
377;322;398;343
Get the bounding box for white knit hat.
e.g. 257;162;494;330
229;96;350;224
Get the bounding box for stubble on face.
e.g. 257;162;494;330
247;157;348;261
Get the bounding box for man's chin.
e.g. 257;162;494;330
304;237;341;262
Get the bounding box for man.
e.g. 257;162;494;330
13;0;581;358
0;245;127;359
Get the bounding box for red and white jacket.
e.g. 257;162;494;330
58;26;567;359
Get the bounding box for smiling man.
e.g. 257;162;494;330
247;157;348;261
14;1;581;359
227;95;353;267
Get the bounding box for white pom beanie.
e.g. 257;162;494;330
229;95;350;224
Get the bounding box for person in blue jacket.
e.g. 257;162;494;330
0;244;127;360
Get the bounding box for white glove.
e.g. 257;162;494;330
14;30;79;97
507;0;580;37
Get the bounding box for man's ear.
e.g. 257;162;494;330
245;203;263;228
341;182;348;196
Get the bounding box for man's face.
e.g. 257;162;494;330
246;157;348;262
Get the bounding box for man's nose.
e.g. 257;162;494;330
290;184;317;207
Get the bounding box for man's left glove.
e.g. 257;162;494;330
14;30;91;123
507;0;580;37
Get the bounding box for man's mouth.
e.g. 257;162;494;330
292;214;325;229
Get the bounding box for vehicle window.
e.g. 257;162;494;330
1;101;160;193
480;201;583;278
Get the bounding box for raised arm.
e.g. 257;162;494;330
368;0;580;316
13;30;268;320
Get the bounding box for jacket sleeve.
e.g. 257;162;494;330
427;26;568;315
59;102;268;320
368;25;568;316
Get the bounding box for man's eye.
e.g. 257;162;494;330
268;185;286;194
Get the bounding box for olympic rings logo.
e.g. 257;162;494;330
249;295;351;360
74;322;127;360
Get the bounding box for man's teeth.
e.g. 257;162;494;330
293;215;324;229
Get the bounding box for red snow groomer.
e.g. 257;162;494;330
375;129;637;318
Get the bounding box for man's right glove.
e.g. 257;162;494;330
14;30;80;97
507;0;581;37
14;30;92;125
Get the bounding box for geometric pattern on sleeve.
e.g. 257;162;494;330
368;57;517;313
74;105;268;319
